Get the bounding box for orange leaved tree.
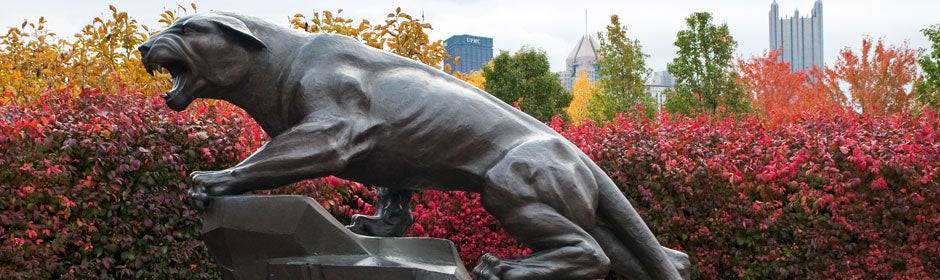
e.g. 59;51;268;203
738;48;845;118
829;37;920;114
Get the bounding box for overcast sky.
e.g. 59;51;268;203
2;1;937;72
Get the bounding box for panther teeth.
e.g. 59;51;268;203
146;63;158;76
145;63;168;76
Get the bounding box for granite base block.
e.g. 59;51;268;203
200;195;470;280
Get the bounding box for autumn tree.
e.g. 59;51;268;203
916;24;940;108
590;14;655;121
1;4;170;103
829;37;919;115
482;47;570;121
454;70;485;90
71;5;154;94
291;7;449;69
565;70;596;125
738;48;845;118
665;12;749;115
0;17;67;100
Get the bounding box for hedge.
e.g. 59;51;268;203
553;111;940;278
0;88;264;278
2;89;938;279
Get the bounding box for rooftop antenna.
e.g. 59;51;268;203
584;9;588;35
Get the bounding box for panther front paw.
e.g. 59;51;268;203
186;170;237;211
185;183;210;211
347;212;413;237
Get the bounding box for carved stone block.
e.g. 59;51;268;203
201;195;470;280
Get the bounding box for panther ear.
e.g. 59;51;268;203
209;14;266;50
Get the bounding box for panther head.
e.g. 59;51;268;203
138;12;266;111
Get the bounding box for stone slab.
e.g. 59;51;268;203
201;195;470;280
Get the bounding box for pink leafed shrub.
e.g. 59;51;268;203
2;88;938;279
0;88;265;278
552;111;940;279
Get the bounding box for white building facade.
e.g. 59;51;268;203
647;70;675;105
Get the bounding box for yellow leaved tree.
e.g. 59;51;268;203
455;71;486;90
290;7;449;69
0;4;200;104
0;16;67;101
565;70;596;125
1;3;452;105
69;5;154;94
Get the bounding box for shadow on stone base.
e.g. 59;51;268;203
201;195;470;280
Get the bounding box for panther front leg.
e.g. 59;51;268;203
186;116;372;210
347;187;414;237
187;170;236;210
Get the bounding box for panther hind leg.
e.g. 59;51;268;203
347;187;413;237
474;140;610;279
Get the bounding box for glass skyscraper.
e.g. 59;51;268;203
769;0;824;72
443;35;493;74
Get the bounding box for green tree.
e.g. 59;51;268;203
482;47;570;121
664;12;749;115
590;14;655;120
916;24;940;108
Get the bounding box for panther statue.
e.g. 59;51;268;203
138;11;689;280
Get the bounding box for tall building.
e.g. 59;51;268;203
443;35;493;73
769;0;824;72
648;71;675;105
560;34;600;90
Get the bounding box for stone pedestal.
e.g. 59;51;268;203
201;195;470;280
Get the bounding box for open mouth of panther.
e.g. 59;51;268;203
144;60;190;104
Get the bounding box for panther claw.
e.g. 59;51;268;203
186;187;210;211
347;214;411;237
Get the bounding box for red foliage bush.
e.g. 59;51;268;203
408;191;529;268
0;88;265;278
554;111;940;279
3;88;938;279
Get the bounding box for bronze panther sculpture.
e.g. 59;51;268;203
138;11;688;280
